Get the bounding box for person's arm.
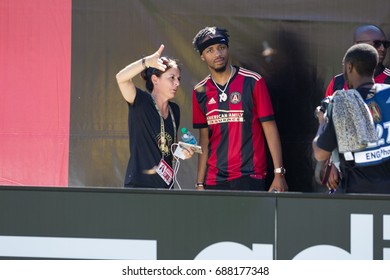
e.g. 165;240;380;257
312;107;332;162
312;129;332;161
116;44;166;103
262;120;288;192
313;106;341;191
196;127;209;190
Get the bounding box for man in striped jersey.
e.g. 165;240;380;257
325;24;390;98
191;26;288;192
322;24;390;191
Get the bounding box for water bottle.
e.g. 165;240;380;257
181;127;197;145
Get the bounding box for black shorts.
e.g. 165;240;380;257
205;175;267;191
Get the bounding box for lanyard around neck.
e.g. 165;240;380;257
151;95;176;159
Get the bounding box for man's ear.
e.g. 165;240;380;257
347;62;353;73
200;54;205;61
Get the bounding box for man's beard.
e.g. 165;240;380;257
214;64;227;73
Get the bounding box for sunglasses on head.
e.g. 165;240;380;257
356;40;390;49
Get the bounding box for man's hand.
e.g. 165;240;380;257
326;163;340;191
268;174;288;192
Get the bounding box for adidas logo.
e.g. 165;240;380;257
208;97;217;105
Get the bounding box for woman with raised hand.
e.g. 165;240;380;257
116;44;192;189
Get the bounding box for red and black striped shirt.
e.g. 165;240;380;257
192;66;274;185
325;64;390;97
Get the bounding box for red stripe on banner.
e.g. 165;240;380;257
0;0;71;186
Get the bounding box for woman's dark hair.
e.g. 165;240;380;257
141;57;180;92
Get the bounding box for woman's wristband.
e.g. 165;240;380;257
141;56;148;69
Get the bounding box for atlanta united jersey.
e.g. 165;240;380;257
325;65;390;97
192;66;274;185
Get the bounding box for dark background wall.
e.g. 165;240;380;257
69;0;390;191
2;0;390;191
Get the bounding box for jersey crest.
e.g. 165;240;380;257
229;91;242;104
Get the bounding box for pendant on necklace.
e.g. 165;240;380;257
213;65;233;103
160;136;169;154
219;92;228;102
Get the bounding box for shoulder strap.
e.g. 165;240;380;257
325;96;333;119
326;95;340;162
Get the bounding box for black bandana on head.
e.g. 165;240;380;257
197;36;229;54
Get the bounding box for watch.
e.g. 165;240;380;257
274;167;286;175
